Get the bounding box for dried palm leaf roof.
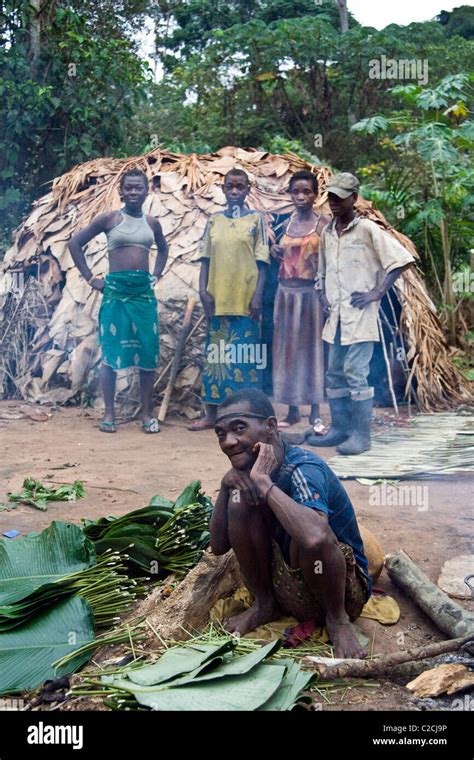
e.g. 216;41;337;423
0;146;471;413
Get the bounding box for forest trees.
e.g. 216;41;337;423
1;1;473;346
0;0;151;249
352;74;474;344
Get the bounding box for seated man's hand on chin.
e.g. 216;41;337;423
221;467;262;507
249;442;279;500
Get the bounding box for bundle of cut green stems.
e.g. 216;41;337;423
67;550;148;629
0;522;148;695
83;481;213;578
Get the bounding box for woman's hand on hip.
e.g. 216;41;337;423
270;244;284;260
91;278;105;291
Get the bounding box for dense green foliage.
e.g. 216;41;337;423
1;1;473;343
438;5;474;39
0;0;151;248
352;73;474;340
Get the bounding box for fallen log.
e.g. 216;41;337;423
385;550;474;638
390;653;474;682
305;635;472;680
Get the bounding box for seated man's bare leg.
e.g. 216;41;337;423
294;528;366;659
225;491;280;636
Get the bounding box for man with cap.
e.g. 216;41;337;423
308;173;415;455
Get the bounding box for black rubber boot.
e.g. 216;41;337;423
306;396;352;447
281;429;312;445
336;398;372;455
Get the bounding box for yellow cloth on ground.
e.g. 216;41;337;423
359;594;400;624
209;589;329;643
199;211;270;316
210;587;400;640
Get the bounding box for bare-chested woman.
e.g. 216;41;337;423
69;169;168;433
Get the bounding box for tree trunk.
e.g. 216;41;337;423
139;549;242;644
334;0;349;34
28;0;42;76
440;216;457;344
334;2;354;124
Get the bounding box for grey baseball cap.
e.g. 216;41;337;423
325;172;360;199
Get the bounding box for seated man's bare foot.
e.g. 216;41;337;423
326;617;367;659
224;600;280;636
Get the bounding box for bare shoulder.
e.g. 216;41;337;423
93;210;120;231
70;210;117;242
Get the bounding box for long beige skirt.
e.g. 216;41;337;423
272;281;325;406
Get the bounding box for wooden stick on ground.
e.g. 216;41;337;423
43;478;139;494
154;313;205;389
158;297;197;423
305;635;472;680
385;550;474;639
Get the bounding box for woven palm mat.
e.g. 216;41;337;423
329;412;474;480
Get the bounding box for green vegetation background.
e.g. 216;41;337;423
1;1;473;352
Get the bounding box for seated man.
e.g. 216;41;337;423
210;388;371;659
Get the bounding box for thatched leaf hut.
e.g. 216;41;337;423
0;146;470;416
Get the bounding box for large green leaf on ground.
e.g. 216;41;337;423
258;658;314;711
172;640;282;686
0;522;95;606
148;495;175;510
173;481;203;511
0;596;95;694
126;641;235;686
106;662;287;711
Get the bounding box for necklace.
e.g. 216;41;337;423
122;206;144;218
286;211;320;237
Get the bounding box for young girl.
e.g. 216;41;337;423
69;169;168;433
189;169;269;430
271;170;331;429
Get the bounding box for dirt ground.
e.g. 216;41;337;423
1;399;472;711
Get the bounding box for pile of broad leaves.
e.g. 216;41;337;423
82;480;213;577
83;639;314;711
0;522;143;694
0;481;216;696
